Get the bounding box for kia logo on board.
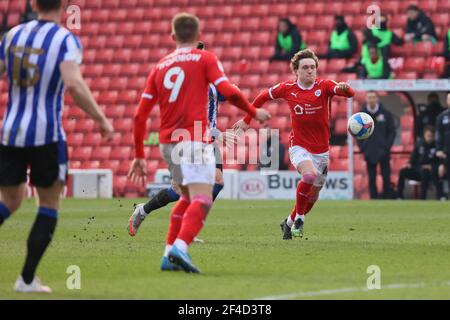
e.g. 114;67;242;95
241;179;265;195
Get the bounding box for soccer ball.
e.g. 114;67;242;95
347;112;375;140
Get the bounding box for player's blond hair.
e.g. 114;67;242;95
171;13;200;43
290;49;319;72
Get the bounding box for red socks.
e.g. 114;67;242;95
295;173;316;215
176;195;213;246
166;195;190;245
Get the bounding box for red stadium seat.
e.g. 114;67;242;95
330;158;348;171
241;47;261;60
91;146;112;161
98;91;118;105
326;59;347;73
214;33;233;46
396;71;418;79
233;33;252;46
72;146;93;162
114;119;134;133
420;0;438;13
334;118;348;135
204;19;224;33
259;17;278;32
249;32;271;46
240;18;261;32
110;78;128;91
403;57;426;73
110;146;132;161
109;9;127;21
414;42;433;57
342;2;362;15
102;0;120;8
323;2;343;15
68;133;84;147
248;61;270;74
83;133;102;147
297;16;317;31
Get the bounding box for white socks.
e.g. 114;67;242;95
164;245;172;257
287;214;305;228
287;216;294;227
173;239;188;253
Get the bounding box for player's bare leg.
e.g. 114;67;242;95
15;181;63;293
0;184;26;226
168;183;213;273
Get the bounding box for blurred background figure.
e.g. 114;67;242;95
21;0;38;23
357;91;396;199
435;93;450;199
404;4;437;44
270;18;305;62
443;27;450;78
364;14;404;59
341;43;392;79
320;15;357;59
416;93;444;138
396;126;442;200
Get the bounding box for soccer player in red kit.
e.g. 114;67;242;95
233;49;355;240
128;13;270;272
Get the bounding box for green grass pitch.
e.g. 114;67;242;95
1;198;450;299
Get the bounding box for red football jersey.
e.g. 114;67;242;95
268;78;339;154
142;47;228;144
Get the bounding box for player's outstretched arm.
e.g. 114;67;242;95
128;93;156;186
60;61;114;140
233;89;272;133
334;82;355;98
215;81;270;123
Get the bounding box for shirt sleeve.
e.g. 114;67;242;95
267;82;285;100
62;33;83;64
134;69;158;158
323;79;338;97
205;52;228;87
324;79;355;97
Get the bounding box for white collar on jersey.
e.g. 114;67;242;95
296;79;315;90
176;47;193;53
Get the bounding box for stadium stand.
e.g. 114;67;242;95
0;0;448;198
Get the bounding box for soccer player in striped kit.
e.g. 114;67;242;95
0;0;113;292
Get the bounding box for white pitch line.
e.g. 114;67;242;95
254;281;450;300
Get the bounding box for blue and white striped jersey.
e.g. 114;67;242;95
0;20;82;147
207;83;225;139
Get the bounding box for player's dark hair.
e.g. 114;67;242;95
172;13;200;43
407;4;419;12
423;125;435;136
37;0;62;12
290;48;319;72
197;41;205;50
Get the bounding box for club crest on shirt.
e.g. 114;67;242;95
315;89;321;97
376;114;385;122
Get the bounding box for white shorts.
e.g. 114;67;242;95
289;145;329;187
160;141;216;186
